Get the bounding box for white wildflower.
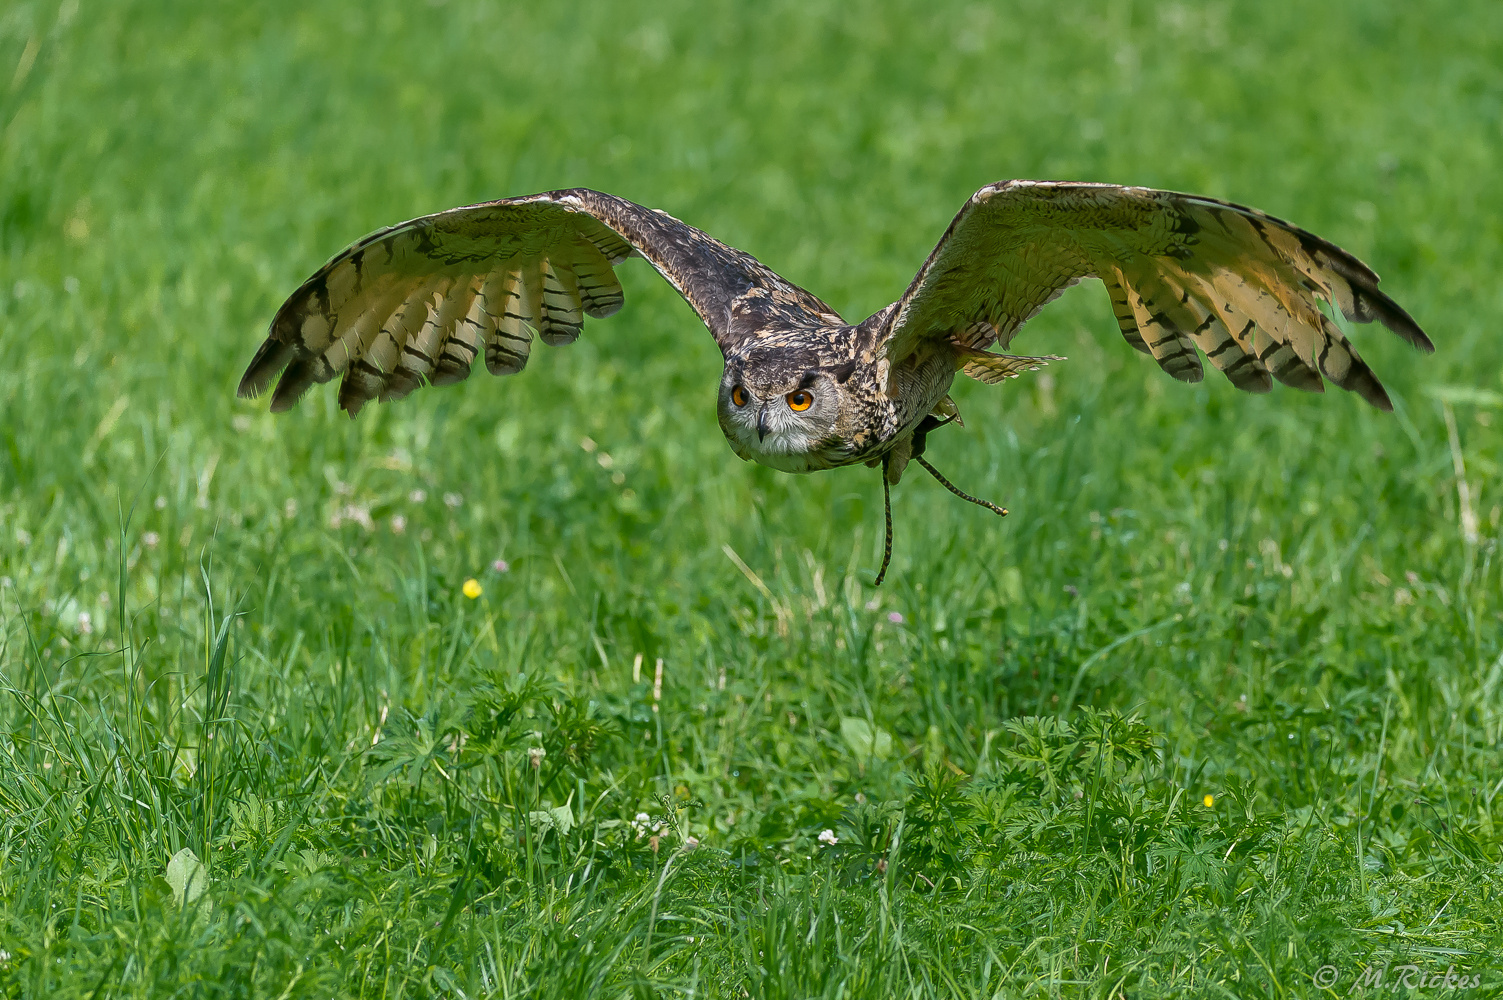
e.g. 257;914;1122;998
818;829;838;845
333;505;374;531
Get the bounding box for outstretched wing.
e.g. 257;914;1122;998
238;188;841;415
880;181;1432;410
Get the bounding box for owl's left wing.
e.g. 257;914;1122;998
238;188;840;415
879;181;1431;409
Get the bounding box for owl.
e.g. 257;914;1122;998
239;182;1430;583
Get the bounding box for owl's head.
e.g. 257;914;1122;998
716;353;853;472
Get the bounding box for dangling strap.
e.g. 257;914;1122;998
915;457;1008;518
874;456;894;586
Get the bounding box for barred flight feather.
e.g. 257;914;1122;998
1186;274;1273;393
1102;274;1152;355
569;240;626;318
1205;268;1325;391
433;311;483;385
488;268;534;376
337;279;435;415
409;278;478;390
323;277;408;373
539;259;585;344
1115;264;1204;383
1155;265;1270;394
518;264;544;333
1315;313;1390;410
954;319;1000;350
957;349;1065;385
382;278;462;403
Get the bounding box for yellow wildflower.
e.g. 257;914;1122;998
1203;794;1215;808
462;578;482;599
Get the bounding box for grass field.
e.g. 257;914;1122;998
2;1;1502;996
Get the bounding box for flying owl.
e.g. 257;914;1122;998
239;182;1431;583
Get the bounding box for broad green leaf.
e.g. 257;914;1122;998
165;847;211;915
841;717;894;761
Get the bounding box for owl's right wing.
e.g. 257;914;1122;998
238;189;842;415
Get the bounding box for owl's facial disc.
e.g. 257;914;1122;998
718;367;840;471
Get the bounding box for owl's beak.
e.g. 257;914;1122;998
756;407;770;442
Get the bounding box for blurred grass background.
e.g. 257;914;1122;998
1;0;1501;996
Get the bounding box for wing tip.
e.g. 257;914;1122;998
1335;371;1395;411
267;359;319;413
1356;288;1433;353
237;339;295;400
1323;258;1432;353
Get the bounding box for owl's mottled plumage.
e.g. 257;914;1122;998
239;182;1431;580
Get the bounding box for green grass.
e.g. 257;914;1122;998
2;0;1502;996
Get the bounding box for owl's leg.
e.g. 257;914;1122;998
915;456;1008;519
910;413;956;458
874;455;894;587
884;434;913;485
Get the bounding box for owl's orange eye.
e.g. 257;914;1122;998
731;385;749;407
787;390;813;412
